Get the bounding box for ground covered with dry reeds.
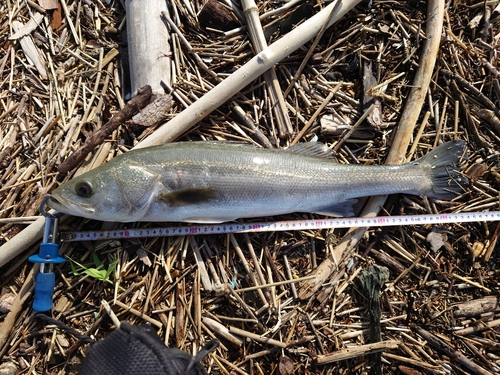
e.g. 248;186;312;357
0;0;499;374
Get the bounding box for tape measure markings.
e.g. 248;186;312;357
60;211;500;242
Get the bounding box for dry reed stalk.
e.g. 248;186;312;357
241;0;292;138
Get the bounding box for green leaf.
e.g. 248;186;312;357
104;259;117;280
68;257;80;276
66;255;120;288
84;268;107;280
92;252;102;267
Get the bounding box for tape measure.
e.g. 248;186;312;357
60;211;500;242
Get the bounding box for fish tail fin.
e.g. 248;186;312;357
412;140;468;200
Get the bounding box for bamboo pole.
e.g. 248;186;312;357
0;216;45;268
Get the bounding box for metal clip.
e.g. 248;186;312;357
38;195;64;220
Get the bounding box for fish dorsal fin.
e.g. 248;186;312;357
285;142;334;158
158;187;219;207
195;140;255;148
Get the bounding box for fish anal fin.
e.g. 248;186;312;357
311;198;360;217
183;217;237;223
159;187;219;207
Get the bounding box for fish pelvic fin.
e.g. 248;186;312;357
411;140;469;200
158;187;219;207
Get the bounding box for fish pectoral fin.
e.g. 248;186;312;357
158;187;219;207
311;199;360;217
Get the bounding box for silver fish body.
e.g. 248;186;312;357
49;141;467;223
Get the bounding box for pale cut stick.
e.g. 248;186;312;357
125;0;171;95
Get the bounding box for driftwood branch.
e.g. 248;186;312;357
316;340;400;365
56;85;152;180
412;325;495;375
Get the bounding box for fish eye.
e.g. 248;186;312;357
75;181;93;198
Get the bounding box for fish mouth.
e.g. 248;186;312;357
48;194;96;218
